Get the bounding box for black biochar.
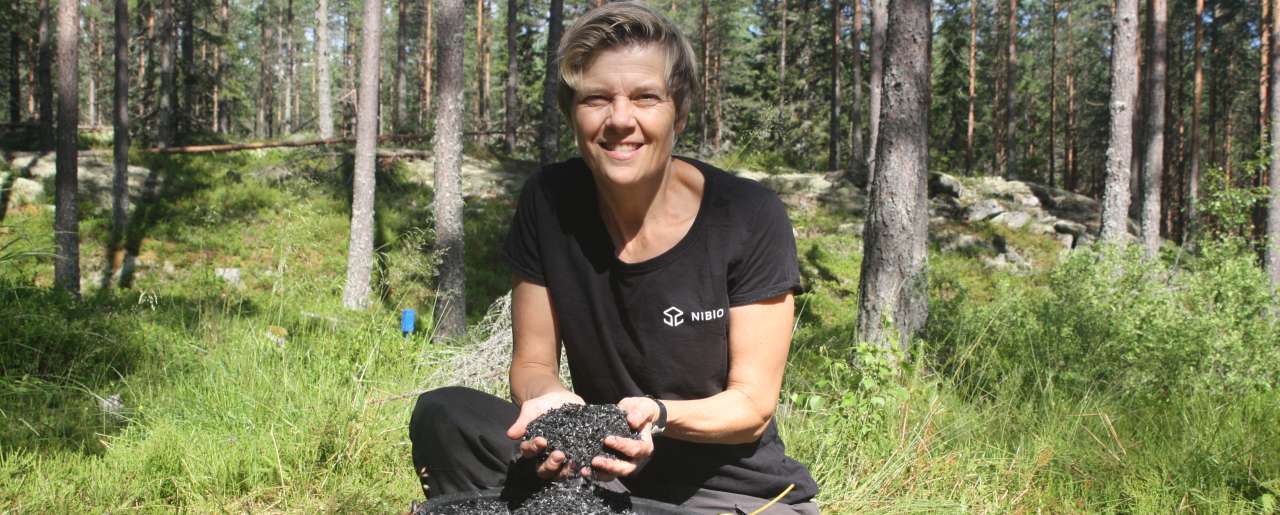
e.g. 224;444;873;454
524;404;639;469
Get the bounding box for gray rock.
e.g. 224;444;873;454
3;176;45;209
965;199;1004;221
1056;232;1075;249
941;234;993;255
214;267;244;288
929;172;971;199
992;210;1031;229
1053;219;1088;236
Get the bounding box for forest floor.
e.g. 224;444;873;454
1;148;1278;513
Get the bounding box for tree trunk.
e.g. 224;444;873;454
55;0;81;295
965;0;976;176
480;0;492;140
137;1;153;133
1004;0;1017;179
1267;0;1280;289
283;0;295;134
1066;0;1077;192
865;0;886;183
258;2;275;139
419;0;434;124
713;31;723;153
180;0;194;140
779;0;787;104
1049;0;1057;189
538;0;563;165
8;12;19;123
700;0;709;154
1186;0;1204;244
504;0;518;153
341;0;384;310
433;0;467;337
1264;0;1272;142
213;0;226;133
847;0;864;181
37;0;53;149
857;0;929;355
316;0;334;138
88;0;99;127
1101;0;1138;241
1141;0;1167;258
110;0;130;287
828;0;841;171
393;0;408;131
342;0;355;135
157;0;176;147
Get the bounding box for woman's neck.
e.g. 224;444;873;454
594;159;702;248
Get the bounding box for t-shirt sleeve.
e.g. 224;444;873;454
727;192;801;306
503;175;547;285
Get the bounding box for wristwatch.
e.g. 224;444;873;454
647;396;667;435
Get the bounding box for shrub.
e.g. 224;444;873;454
927;243;1280;401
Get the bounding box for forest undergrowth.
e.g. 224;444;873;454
1;149;1277;512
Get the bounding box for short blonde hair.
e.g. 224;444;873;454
556;1;698;125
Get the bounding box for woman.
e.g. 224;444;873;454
409;3;819;513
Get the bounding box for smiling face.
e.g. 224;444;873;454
571;44;684;188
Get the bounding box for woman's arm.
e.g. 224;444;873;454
662;293;794;443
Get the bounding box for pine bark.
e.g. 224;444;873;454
1186;0;1204;244
393;0;408;131
504;0;519;153
213;0;228;133
341;0;384;310
55;0;81;294
1049;0;1057;188
419;0;434;123
180;0;194;139
1267;0;1280;289
8;11;18;123
37;0;53;149
110;0;130;286
157;0;176;147
700;0;709;153
828;0;841;171
88;0;99;127
847;0;864;180
965;0;976;176
258;2;276;139
1065;0;1077;192
283;0;295;133
538;0;563;165
477;0;492;139
433;0;467;337
1005;0;1017;179
316;0;334;138
1141;0;1167;258
713;32;723;153
865;0;886;183
1101;0;1139;241
857;0;929;354
1264;0;1272;141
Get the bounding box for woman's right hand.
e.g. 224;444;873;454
506;390;586;480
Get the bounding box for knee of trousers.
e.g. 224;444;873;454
409;386;487;442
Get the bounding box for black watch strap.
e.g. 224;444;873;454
647;396;667;435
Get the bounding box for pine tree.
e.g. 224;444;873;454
55;0;81;294
1102;0;1139;241
1141;0;1168;258
341;0;384;309
433;0;467;337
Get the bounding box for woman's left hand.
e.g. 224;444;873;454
581;396;660;480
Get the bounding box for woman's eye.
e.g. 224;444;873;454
634;95;661;106
583;96;609;106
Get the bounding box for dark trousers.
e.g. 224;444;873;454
408;386;534;497
408;387;820;515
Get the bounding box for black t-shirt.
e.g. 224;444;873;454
503;157;819;505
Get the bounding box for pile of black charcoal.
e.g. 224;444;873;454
416;404;643;515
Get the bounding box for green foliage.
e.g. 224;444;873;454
926;243;1280;401
1199;163;1271;244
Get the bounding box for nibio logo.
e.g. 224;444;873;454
663;306;684;327
663;306;725;327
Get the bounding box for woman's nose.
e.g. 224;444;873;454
606;97;637;130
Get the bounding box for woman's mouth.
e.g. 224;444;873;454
600;141;644;160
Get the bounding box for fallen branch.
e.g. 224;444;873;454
143;133;425;154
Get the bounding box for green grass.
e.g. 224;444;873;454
2;149;1278;512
